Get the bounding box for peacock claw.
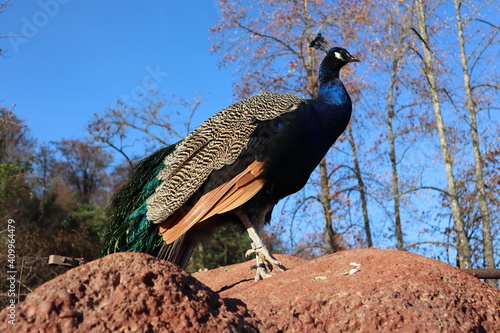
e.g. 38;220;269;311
246;244;286;281
236;218;287;280
245;246;281;266
254;266;275;280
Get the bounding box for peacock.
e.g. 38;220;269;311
100;33;359;280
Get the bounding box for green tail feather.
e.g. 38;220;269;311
99;144;178;257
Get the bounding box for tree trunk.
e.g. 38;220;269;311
453;0;496;287
386;58;404;251
346;126;373;247
415;0;471;268
319;159;343;253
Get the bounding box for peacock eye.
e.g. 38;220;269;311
334;52;343;60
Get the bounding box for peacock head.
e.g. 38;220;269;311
310;33;359;81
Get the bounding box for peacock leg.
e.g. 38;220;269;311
235;209;285;281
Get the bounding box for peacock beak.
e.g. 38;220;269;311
349;55;360;63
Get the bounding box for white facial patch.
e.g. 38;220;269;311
334;52;344;60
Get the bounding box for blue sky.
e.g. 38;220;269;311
1;0;234;145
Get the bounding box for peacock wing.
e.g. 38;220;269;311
145;92;305;226
159;159;266;243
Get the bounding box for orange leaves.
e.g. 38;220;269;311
210;0;372;99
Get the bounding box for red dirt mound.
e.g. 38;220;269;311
2;249;499;332
197;249;500;332
0;252;257;332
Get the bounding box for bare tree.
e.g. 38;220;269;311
52;139;113;205
414;0;471;268
88;90;204;168
345;126;373;247
452;0;498;286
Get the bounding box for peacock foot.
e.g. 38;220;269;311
246;243;287;281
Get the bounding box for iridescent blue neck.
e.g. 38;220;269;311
318;79;349;105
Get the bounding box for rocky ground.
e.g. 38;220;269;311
1;249;499;332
